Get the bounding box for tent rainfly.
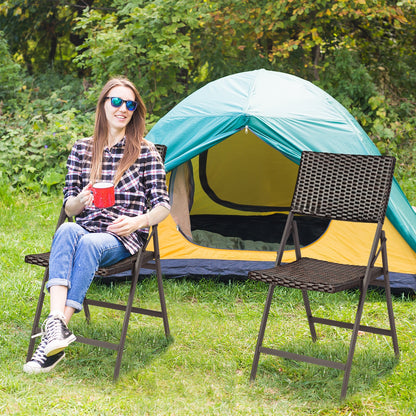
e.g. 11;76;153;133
145;69;416;291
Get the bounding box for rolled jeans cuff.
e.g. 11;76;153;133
66;298;83;313
46;278;71;291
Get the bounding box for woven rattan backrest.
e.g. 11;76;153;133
291;152;395;223
155;144;167;162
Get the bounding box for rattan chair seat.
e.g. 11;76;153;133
25;253;50;268
25;250;154;277
249;257;382;293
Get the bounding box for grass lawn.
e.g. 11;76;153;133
1;194;415;415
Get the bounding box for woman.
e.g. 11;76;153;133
24;77;170;374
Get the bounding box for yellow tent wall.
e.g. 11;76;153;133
152;215;416;274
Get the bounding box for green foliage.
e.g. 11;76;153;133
0;0;113;73
0;109;93;194
74;0;209;115
316;49;377;114
314;48;416;205
0;73;94;193
0;1;415;200
367;96;416;204
189;0;416;85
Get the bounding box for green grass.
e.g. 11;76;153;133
1;194;416;415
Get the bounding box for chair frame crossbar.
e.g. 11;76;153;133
248;151;399;400
25;144;169;381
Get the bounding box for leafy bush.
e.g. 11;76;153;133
0;108;94;194
0;72;94;194
316;49;377;119
73;0;206;116
368;96;416;204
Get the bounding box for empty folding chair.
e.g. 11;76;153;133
248;151;399;400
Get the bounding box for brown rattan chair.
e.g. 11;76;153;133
24;144;170;381
248;151;399;400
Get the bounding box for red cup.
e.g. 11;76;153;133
92;182;115;208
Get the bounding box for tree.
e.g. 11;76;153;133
0;31;22;110
0;0;108;73
196;1;414;84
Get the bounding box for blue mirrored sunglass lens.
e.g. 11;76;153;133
109;97;137;111
110;97;123;107
126;101;137;111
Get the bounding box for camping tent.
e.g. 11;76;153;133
145;69;416;290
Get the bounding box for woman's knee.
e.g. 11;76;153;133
56;221;84;236
53;222;86;244
76;233;126;265
75;233;106;259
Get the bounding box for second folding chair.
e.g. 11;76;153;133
248;151;399;400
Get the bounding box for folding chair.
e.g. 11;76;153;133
248;151;399;400
24;144;170;381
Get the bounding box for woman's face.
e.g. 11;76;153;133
104;85;136;132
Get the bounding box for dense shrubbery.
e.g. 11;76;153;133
0;108;93;193
0;62;94;193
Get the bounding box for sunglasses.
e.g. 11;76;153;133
105;96;138;111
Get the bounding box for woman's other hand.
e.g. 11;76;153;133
107;214;148;236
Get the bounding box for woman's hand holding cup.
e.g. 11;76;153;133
78;183;94;207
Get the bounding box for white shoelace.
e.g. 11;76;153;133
31;314;66;340
30;335;48;364
46;315;66;340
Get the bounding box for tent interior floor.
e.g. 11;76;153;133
189;214;330;251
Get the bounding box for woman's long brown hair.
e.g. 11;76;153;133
90;77;147;186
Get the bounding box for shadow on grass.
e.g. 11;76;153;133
64;320;173;382
251;336;399;401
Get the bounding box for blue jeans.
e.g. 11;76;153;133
46;222;131;312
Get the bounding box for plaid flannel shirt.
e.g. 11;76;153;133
63;137;170;254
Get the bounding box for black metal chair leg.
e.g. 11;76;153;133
302;289;317;342
83;299;91;324
155;261;170;337
381;242;399;357
250;284;275;381
340;286;368;400
151;226;169;337
113;277;139;380
26;268;48;361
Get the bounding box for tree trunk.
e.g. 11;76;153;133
312;45;321;81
